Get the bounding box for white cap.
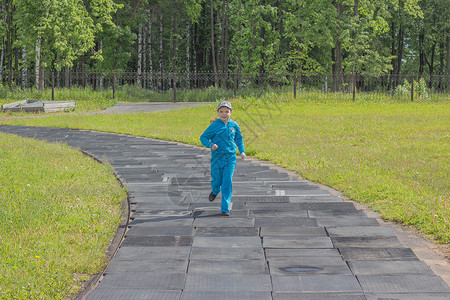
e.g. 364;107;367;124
217;101;232;111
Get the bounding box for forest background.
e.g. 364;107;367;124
0;0;449;96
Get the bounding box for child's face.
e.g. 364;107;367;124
218;107;232;122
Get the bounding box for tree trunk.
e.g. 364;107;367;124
396;25;404;76
220;0;226;74
335;2;344;91
389;21;396;90
65;67;70;88
35;38;41;90
428;42;436;88
148;11;153;89
159;12;163;90
137;23;143;87
224;0;230;74
0;2;4;81
447;32;450;94
419;31;425;75
6;0;12;88
21;46;27;88
210;0;218;85
186;20;191;88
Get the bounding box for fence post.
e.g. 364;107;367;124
173;71;177;103
411;74;414;102
112;72;116;100
234;73;237;97
352;72;356;101
51;70;55;101
294;73;297;99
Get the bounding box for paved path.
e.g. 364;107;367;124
1;125;449;300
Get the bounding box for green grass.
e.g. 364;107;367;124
0;133;127;299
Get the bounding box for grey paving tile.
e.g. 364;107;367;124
327;226;397;237
348;260;436;275
272;293;366;300
364;293;450;300
249;210;308;217
265;249;342;260
260;227;327;237
340;247;419;261
297;202;356;210
272;275;362;292
113;246;191;261
263;237;333;249
105;259;188;273
129;218;194;227
358;275;450;293
126;226;194;237
316;216;380;227
268;258;352;275
192;236;262;248
332;236;403;248
193;217;255;227
184;274;272;291
86;289;182;300
121;236;193;247
190;247;265;260
194;227;259;237
193;209;250;218
254;217;318;227
97;273;186;289
308;209;367;218
245;203;300;210
289;196;343;202
180;291;272;300
188;259;269;275
232;195;290;202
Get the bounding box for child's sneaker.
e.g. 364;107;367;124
221;211;230;216
208;192;217;202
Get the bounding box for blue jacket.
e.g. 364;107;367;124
200;119;245;156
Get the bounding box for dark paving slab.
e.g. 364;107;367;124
194;227;259;237
192;236;262;248
340;247;419;261
113;246;191;261
126;226;194;237
268;258;352;275
2;125;448;299
180;291;272;300
254;216;318;227
263;237;333;249
332;236;403;248
272;293;367;300
271;275;363;292
86;289;181;300
188;259;269;275
96;273;186;289
265;249;343;260
260;227;327;237
358;275;450;293
184;274;272;291
104;259;188;273
348;260;436;275
121;236;193;247
364;293;450;300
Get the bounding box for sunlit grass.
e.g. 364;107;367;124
0;133;127;298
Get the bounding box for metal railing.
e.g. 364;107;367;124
1;70;448;102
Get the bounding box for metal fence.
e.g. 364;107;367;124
0;70;448;102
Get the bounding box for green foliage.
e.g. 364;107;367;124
395;78;430;99
0;133;127;298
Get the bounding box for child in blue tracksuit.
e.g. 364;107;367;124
200;101;246;216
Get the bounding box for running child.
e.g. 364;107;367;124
200;101;246;216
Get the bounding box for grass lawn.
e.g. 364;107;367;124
0;133;127;298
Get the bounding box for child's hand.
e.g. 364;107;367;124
212;144;218;150
241;153;246;159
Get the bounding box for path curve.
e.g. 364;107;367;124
1;125;449;300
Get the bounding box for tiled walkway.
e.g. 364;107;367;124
1;125;449;300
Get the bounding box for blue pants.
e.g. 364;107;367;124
210;154;236;213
